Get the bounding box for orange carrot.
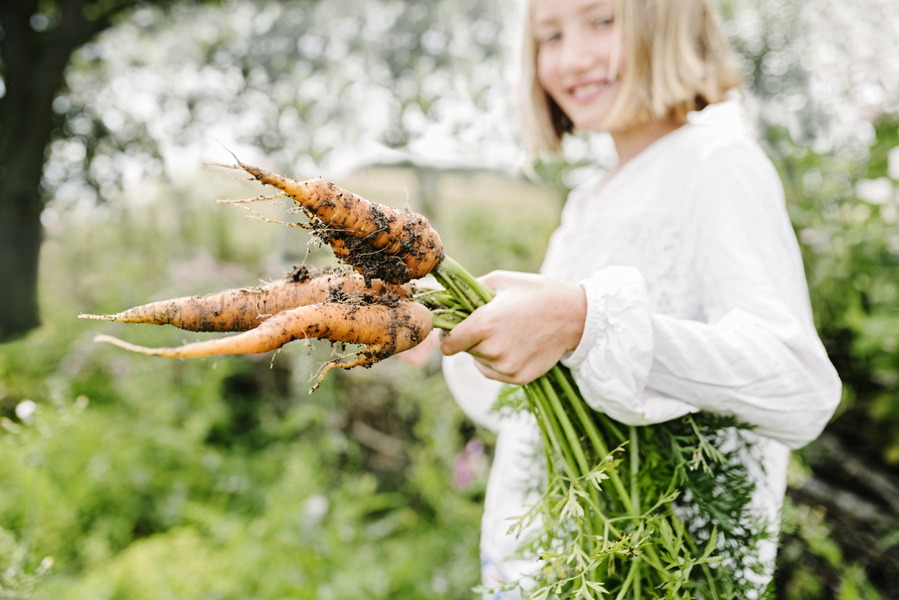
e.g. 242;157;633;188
94;300;433;390
221;160;443;284
79;268;408;332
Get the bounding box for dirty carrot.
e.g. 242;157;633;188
94;299;432;390
79;268;408;332
214;159;444;284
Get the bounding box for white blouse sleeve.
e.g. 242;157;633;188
561;141;842;450
442;352;505;433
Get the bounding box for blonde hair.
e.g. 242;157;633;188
520;0;742;155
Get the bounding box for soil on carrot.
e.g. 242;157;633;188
316;226;411;285
217;161;444;284
311;216;443;286
325;283;403;308
286;264;314;283
319;299;429;374
285;264;345;284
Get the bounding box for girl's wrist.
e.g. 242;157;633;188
559;282;588;353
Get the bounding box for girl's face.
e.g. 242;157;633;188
533;0;625;133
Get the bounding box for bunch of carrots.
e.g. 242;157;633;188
83;159;761;598
82;158;446;390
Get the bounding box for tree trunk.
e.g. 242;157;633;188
0;0;107;341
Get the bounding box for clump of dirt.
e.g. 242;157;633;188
286;264;313;283
285;264;345;283
326;282;404;308
327;232;411;285
325;283;352;304
300;189;443;286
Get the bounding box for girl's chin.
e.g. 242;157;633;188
564;101;618;132
569;115;611;133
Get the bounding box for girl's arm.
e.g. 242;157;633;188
561;265;840;449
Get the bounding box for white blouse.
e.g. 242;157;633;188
442;103;843;593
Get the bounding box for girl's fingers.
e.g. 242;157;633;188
476;271;504;290
471;352;553;386
471;358;517;384
438;315;485;356
477;270;521;292
467;348;490;360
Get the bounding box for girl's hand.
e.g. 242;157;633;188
439;271;587;385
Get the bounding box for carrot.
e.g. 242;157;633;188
79;267;408;332
217;159;444;284
93;300;433;391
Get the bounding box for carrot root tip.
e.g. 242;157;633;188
79;314;117;321
309;349;381;393
93;334;168;357
203;161;242;171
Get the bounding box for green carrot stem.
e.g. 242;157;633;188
525;383;580;482
615;555;639;600
545;369;671;581
525;393;560;482
441;275;477;313
413;289;460;306
437;255;495;304
701;563;721;600
432;314;463;330
597;412;628;445
537;377;608;555
433;256;494;310
552;375;674;584
629;426;641;519
551;367;610;452
677;511;721;600
430;308;469;320
539;377;591;476
629;426;643;598
550;367;636;518
528;382;604;560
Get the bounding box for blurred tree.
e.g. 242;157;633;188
0;0;192;342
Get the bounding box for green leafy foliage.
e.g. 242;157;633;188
0;194;488;599
775;116;899;464
763;114;899;597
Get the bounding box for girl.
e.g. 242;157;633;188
434;0;841;595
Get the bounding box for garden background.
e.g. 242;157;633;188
1;0;899;598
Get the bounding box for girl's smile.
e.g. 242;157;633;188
568;79;613;103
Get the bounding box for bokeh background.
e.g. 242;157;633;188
1;0;899;598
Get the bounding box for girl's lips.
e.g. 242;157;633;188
568;81;610;103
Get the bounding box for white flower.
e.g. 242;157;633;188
302;495;329;524
888;146;899;181
856;177;893;204
14;400;37;424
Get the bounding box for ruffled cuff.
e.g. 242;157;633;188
561;266;691;424
561;266;652;373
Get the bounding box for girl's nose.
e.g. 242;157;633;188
558;30;600;77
